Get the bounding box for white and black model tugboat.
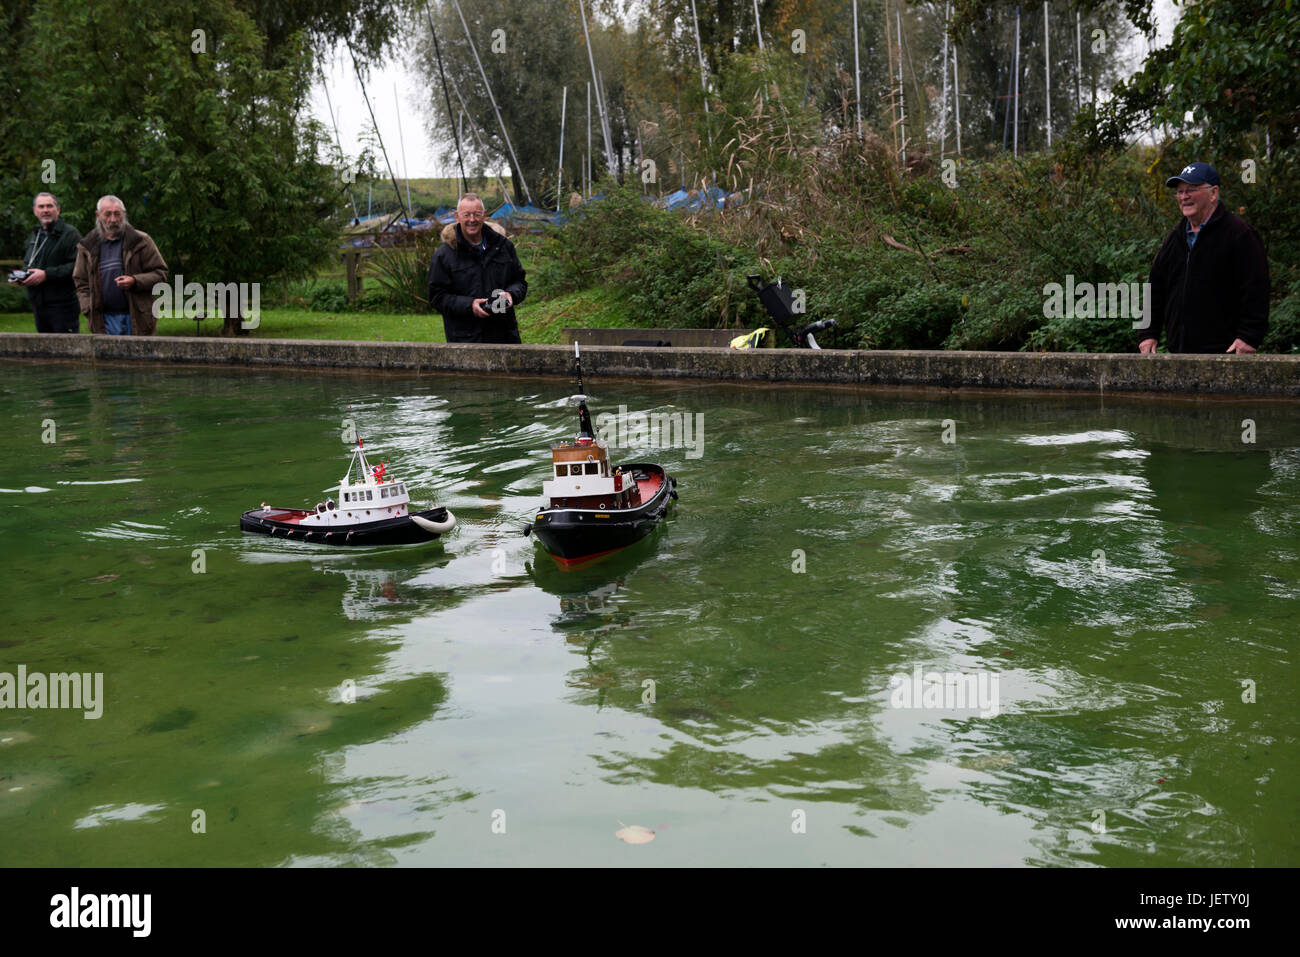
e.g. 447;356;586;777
525;345;677;566
240;437;455;546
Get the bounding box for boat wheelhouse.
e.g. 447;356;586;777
541;435;644;512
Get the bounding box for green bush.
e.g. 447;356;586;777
0;282;28;314
537;184;682;296
365;232;441;314
1262;273;1300;353
622;230;756;328
945;281;1044;351
307;283;348;312
858;286;962;351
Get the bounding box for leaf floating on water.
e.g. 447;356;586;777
615;824;655;845
957;752;1016;771
85;573;119;584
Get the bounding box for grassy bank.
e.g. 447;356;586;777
0;284;632;344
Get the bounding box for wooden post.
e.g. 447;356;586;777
345;250;366;303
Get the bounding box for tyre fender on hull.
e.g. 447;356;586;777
412;510;457;535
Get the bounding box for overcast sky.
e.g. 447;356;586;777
307;0;1181;181
309;49;442;181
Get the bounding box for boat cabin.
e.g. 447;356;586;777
266;442;412;528
542;437;641;510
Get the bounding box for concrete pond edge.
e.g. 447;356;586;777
1;333;1297;398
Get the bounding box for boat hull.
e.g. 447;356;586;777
530;463;675;565
240;506;455;546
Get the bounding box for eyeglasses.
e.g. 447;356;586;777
1174;185;1214;197
459;211;484;219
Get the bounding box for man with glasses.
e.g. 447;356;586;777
1140;162;1269;354
427;193;527;343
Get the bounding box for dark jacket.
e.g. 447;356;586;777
73;224;169;336
22;218;82;308
1145;201;1269;352
427;220;527;343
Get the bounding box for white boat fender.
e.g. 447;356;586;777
412;510;456;534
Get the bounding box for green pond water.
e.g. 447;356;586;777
1;359;1297;867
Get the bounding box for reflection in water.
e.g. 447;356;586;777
317;552;455;622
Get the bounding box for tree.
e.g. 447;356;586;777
8;0;351;331
235;0;414;70
1098;0;1300;155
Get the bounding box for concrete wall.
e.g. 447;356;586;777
1;332;1297;397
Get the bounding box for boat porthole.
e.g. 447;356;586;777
599;503;605;509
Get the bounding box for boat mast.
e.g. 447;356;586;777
572;343;594;439
345;436;373;486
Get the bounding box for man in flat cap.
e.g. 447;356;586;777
1140;162;1269;354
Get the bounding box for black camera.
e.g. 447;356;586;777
7;269;31;284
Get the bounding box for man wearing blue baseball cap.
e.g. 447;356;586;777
1140;162;1269;354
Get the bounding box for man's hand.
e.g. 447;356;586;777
20;268;47;286
471;297;490;318
1226;338;1256;354
114;275;136;290
1138;338;1158;354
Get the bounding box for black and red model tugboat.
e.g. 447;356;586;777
240;437;455;546
525;344;677;566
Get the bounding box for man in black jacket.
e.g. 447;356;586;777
1140;162;1269;354
427;193;527;343
10;193;82;333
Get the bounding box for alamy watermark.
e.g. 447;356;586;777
49;887;150;937
0;665;103;719
594;405;705;459
152;274;261;329
1042;275;1151;330
889;666;1000;718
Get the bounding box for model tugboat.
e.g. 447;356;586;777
240;437;455;546
525;344;677;566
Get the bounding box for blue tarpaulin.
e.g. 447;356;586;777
655;186;736;210
660;189;691;209
489;201;561;227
